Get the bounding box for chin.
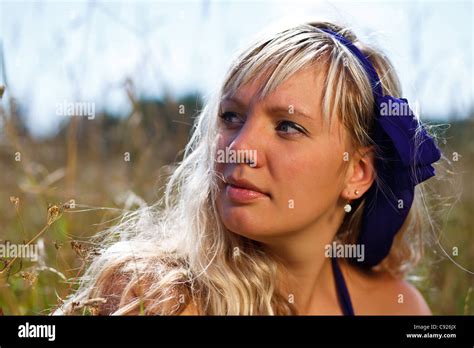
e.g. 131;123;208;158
218;206;273;242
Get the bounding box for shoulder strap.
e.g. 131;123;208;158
331;257;355;316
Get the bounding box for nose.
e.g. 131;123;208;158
226;114;265;168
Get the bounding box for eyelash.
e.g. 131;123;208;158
276;120;306;135
219;112;242;125
218;112;307;136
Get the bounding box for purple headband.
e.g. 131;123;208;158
321;29;441;267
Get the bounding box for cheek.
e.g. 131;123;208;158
271;143;344;216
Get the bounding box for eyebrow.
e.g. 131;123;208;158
221;96;314;121
267;105;314;121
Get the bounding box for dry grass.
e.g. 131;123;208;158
0;83;199;314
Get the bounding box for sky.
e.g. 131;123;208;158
0;0;473;137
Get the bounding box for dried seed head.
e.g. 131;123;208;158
0;85;5;99
70;241;87;260
70;241;101;261
9;196;20;208
47;204;63;225
19;271;38;287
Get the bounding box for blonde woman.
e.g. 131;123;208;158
58;21;441;315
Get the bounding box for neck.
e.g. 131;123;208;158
264;206;345;314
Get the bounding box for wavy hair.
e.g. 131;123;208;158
57;21;441;315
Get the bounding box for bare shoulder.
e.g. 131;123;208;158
374;275;432;315
343;262;432;315
95;269;136;315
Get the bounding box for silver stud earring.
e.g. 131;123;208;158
344;202;352;213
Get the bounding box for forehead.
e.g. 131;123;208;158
233;66;322;104
224;66;345;137
227;67;324;121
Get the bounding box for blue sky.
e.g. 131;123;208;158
0;0;473;137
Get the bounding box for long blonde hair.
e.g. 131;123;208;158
58;21;440;315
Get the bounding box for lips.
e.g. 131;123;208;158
224;176;270;203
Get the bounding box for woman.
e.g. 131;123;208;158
58;21;441;315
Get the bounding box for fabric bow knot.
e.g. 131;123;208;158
358;95;441;266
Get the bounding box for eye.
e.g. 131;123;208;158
219;111;244;126
276;120;306;135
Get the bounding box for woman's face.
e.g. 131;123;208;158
215;67;351;243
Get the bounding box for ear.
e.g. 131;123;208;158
342;146;376;200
